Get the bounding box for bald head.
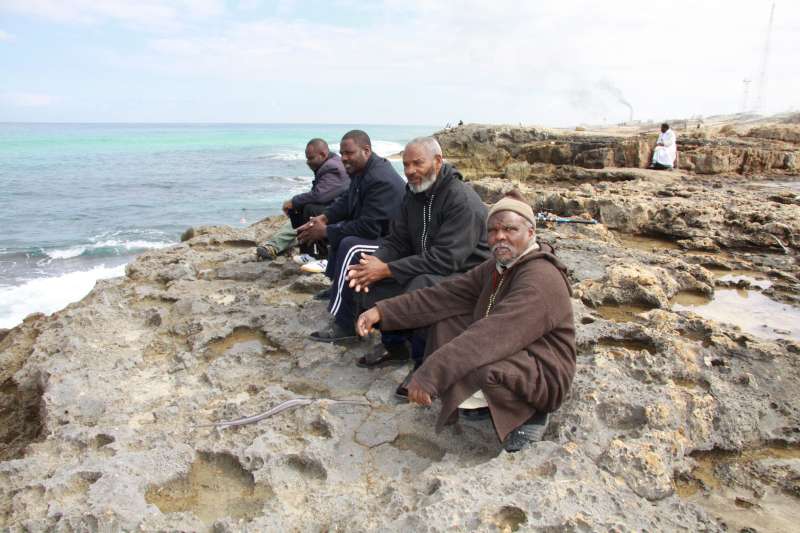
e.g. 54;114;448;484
305;138;330;172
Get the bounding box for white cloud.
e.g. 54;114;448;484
0;29;14;42
0;0;224;31
0;92;57;107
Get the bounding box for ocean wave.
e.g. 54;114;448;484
262;150;305;161
263;140;405;162
0;263;127;329
43;239;173;260
328;140;404;158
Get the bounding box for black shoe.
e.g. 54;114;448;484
395;367;416;399
357;343;410;368
256;245;278;261
309;322;358;343
503;412;549;453
313;287;332;301
459;407;491;421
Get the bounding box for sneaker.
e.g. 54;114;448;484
309;321;358;343
255;244;278;261
503;412;549;453
300;259;328;274
293;253;315;265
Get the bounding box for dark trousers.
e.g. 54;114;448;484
326;236;382;332
356;273;450;366
288;203;327;257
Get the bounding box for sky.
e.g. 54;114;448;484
0;0;797;126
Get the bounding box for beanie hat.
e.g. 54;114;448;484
487;190;536;227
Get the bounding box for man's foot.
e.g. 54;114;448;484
300;259;328;274
293;253;315;265
503;412;549;453
255;244;278;261
459;406;491;421
313;287;332;301
309;321;358;343
395;367;415;399
357;343;409;368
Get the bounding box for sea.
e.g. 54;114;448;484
0;123;434;329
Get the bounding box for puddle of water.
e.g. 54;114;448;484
673;289;800;341
206;328;269;359
145;452;272;528
706;269;773;290
594;303;652;322
611;232;680;252
675;443;800;533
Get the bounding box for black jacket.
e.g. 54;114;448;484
324;153;405;246
291;153;350;208
373;163;490;286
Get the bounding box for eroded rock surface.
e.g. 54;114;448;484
1;139;799;531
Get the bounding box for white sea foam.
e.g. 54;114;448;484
328;140;404;158
0;263;127;329
265;140;405;162
44;240;172;260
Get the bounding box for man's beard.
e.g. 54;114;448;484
491;243;517;266
408;166;437;193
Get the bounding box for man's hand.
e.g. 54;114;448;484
356;307;381;337
407;377;433;406
282;200;293;214
347;254;391;293
297;214;328;243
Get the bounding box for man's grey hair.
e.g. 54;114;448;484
405;136;443;158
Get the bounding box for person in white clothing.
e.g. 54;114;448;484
650;123;677;170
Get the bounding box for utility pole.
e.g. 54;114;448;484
754;1;775;113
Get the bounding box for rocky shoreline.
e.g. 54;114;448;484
1;116;799;531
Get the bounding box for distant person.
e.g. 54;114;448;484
458;120;464;126
344;136;490;399
650;123;677;170
355;190;577;452
296;130;405;341
256;139;349;262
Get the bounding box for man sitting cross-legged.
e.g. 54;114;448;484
344;136;489;398
356;191;577;452
256;138;349;262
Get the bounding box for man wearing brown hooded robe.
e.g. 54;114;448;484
356;191;576;451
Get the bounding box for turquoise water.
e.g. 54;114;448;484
0;123;433;328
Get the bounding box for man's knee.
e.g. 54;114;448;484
406;273;444;292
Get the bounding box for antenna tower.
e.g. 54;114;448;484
754;1;775;113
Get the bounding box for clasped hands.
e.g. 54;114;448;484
346;253;391;293
296;214;327;243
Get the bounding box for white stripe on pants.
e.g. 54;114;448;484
329;244;380;317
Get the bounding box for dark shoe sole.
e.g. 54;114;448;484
308;332;359;344
459;407;491;421
357;351;409;368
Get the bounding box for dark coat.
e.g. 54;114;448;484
291;153;349;208
323;153;405;247
376;243;576;441
373;163;490;286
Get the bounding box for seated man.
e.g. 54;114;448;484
356;191;577;452
344;136;489;385
297;130;405;340
256;138;349;261
650;122;677;170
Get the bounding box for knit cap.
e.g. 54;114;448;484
487;190;536;227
